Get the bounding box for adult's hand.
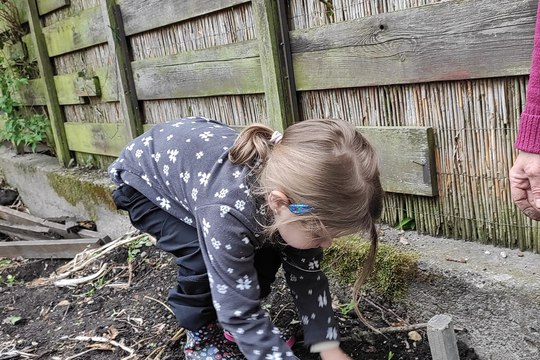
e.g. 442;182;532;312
509;151;540;220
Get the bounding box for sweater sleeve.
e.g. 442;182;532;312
280;246;340;347
195;205;298;360
516;0;540;154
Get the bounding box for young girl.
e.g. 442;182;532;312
109;117;383;360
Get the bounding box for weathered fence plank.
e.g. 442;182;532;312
42;5;106;56
132;41;263;100
291;0;536;90
68;122;434;196
101;0;143;140
14;67;118;105
26;0;71;167
252;0;296;131
358;126;437;197
64;122;128;157
37;0;69;15
0;238;103;259
119;0;251;36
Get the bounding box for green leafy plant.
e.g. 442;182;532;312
339;301;355;316
0;1;49;154
127;236;153;262
0;273;17;286
396;216;416;231
388;351;395;360
6;273;16;286
0;258;11;268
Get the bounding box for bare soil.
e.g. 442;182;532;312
0;238;479;360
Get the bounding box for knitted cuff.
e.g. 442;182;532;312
515;113;540;154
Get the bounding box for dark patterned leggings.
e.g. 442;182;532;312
112;185;282;331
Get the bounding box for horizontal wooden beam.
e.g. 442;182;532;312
291;0;536;90
357;126;437;197
14;66;118;105
64;122;129;157
127;123;433;196
38;0;70;16
42;5;106;56
0;238;103;258
132;40;263;99
119;0;251;36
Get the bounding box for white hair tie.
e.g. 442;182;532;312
270;131;283;144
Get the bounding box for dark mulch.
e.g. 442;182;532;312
0;239;478;360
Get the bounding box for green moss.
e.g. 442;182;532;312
47;171;117;220
322;235;419;300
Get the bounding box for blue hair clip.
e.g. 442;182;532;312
288;204;314;215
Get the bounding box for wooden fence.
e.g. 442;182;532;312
1;0;539;250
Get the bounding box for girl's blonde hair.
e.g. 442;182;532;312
229;119;384;323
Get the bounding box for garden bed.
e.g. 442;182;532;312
0;232;479;359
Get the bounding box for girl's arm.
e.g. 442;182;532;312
280;246;348;355
196;205;299;360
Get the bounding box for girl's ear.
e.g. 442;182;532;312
268;190;289;212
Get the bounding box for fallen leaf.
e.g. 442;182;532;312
57;300;70;307
29;278;49;287
88;343;113;351
2;315;22;325
106;326;119;340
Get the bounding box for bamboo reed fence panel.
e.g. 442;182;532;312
287;0;451;30
143;96;267;128
127;2;262;126
298;77;539;250
42;0;100;26
129;3;255;61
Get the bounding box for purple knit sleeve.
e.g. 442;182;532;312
516;0;540;154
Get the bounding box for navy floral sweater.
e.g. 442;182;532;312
108;117;339;360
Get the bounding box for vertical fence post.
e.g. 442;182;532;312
26;0;72;167
427;314;461;360
252;0;298;131
100;0;143;142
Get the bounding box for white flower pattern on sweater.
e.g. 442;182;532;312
108;118;339;360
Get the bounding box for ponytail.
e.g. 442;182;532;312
229;124;275;167
352;220;379;331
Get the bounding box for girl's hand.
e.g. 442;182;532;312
319;347;353;360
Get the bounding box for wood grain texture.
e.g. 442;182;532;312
64;122;129;157
42;5;106;56
358;126;437;196
119;0;251;36
290;0;536;90
132;41;263;99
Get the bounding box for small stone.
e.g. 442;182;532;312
500;251;508;258
517;252;525;257
408;330;422;342
399;236;410;245
484;250;491;255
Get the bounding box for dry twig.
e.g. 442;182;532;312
144;295;174;316
342;322;428;342
72;336;135;356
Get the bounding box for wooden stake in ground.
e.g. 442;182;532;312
427;314;460;360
